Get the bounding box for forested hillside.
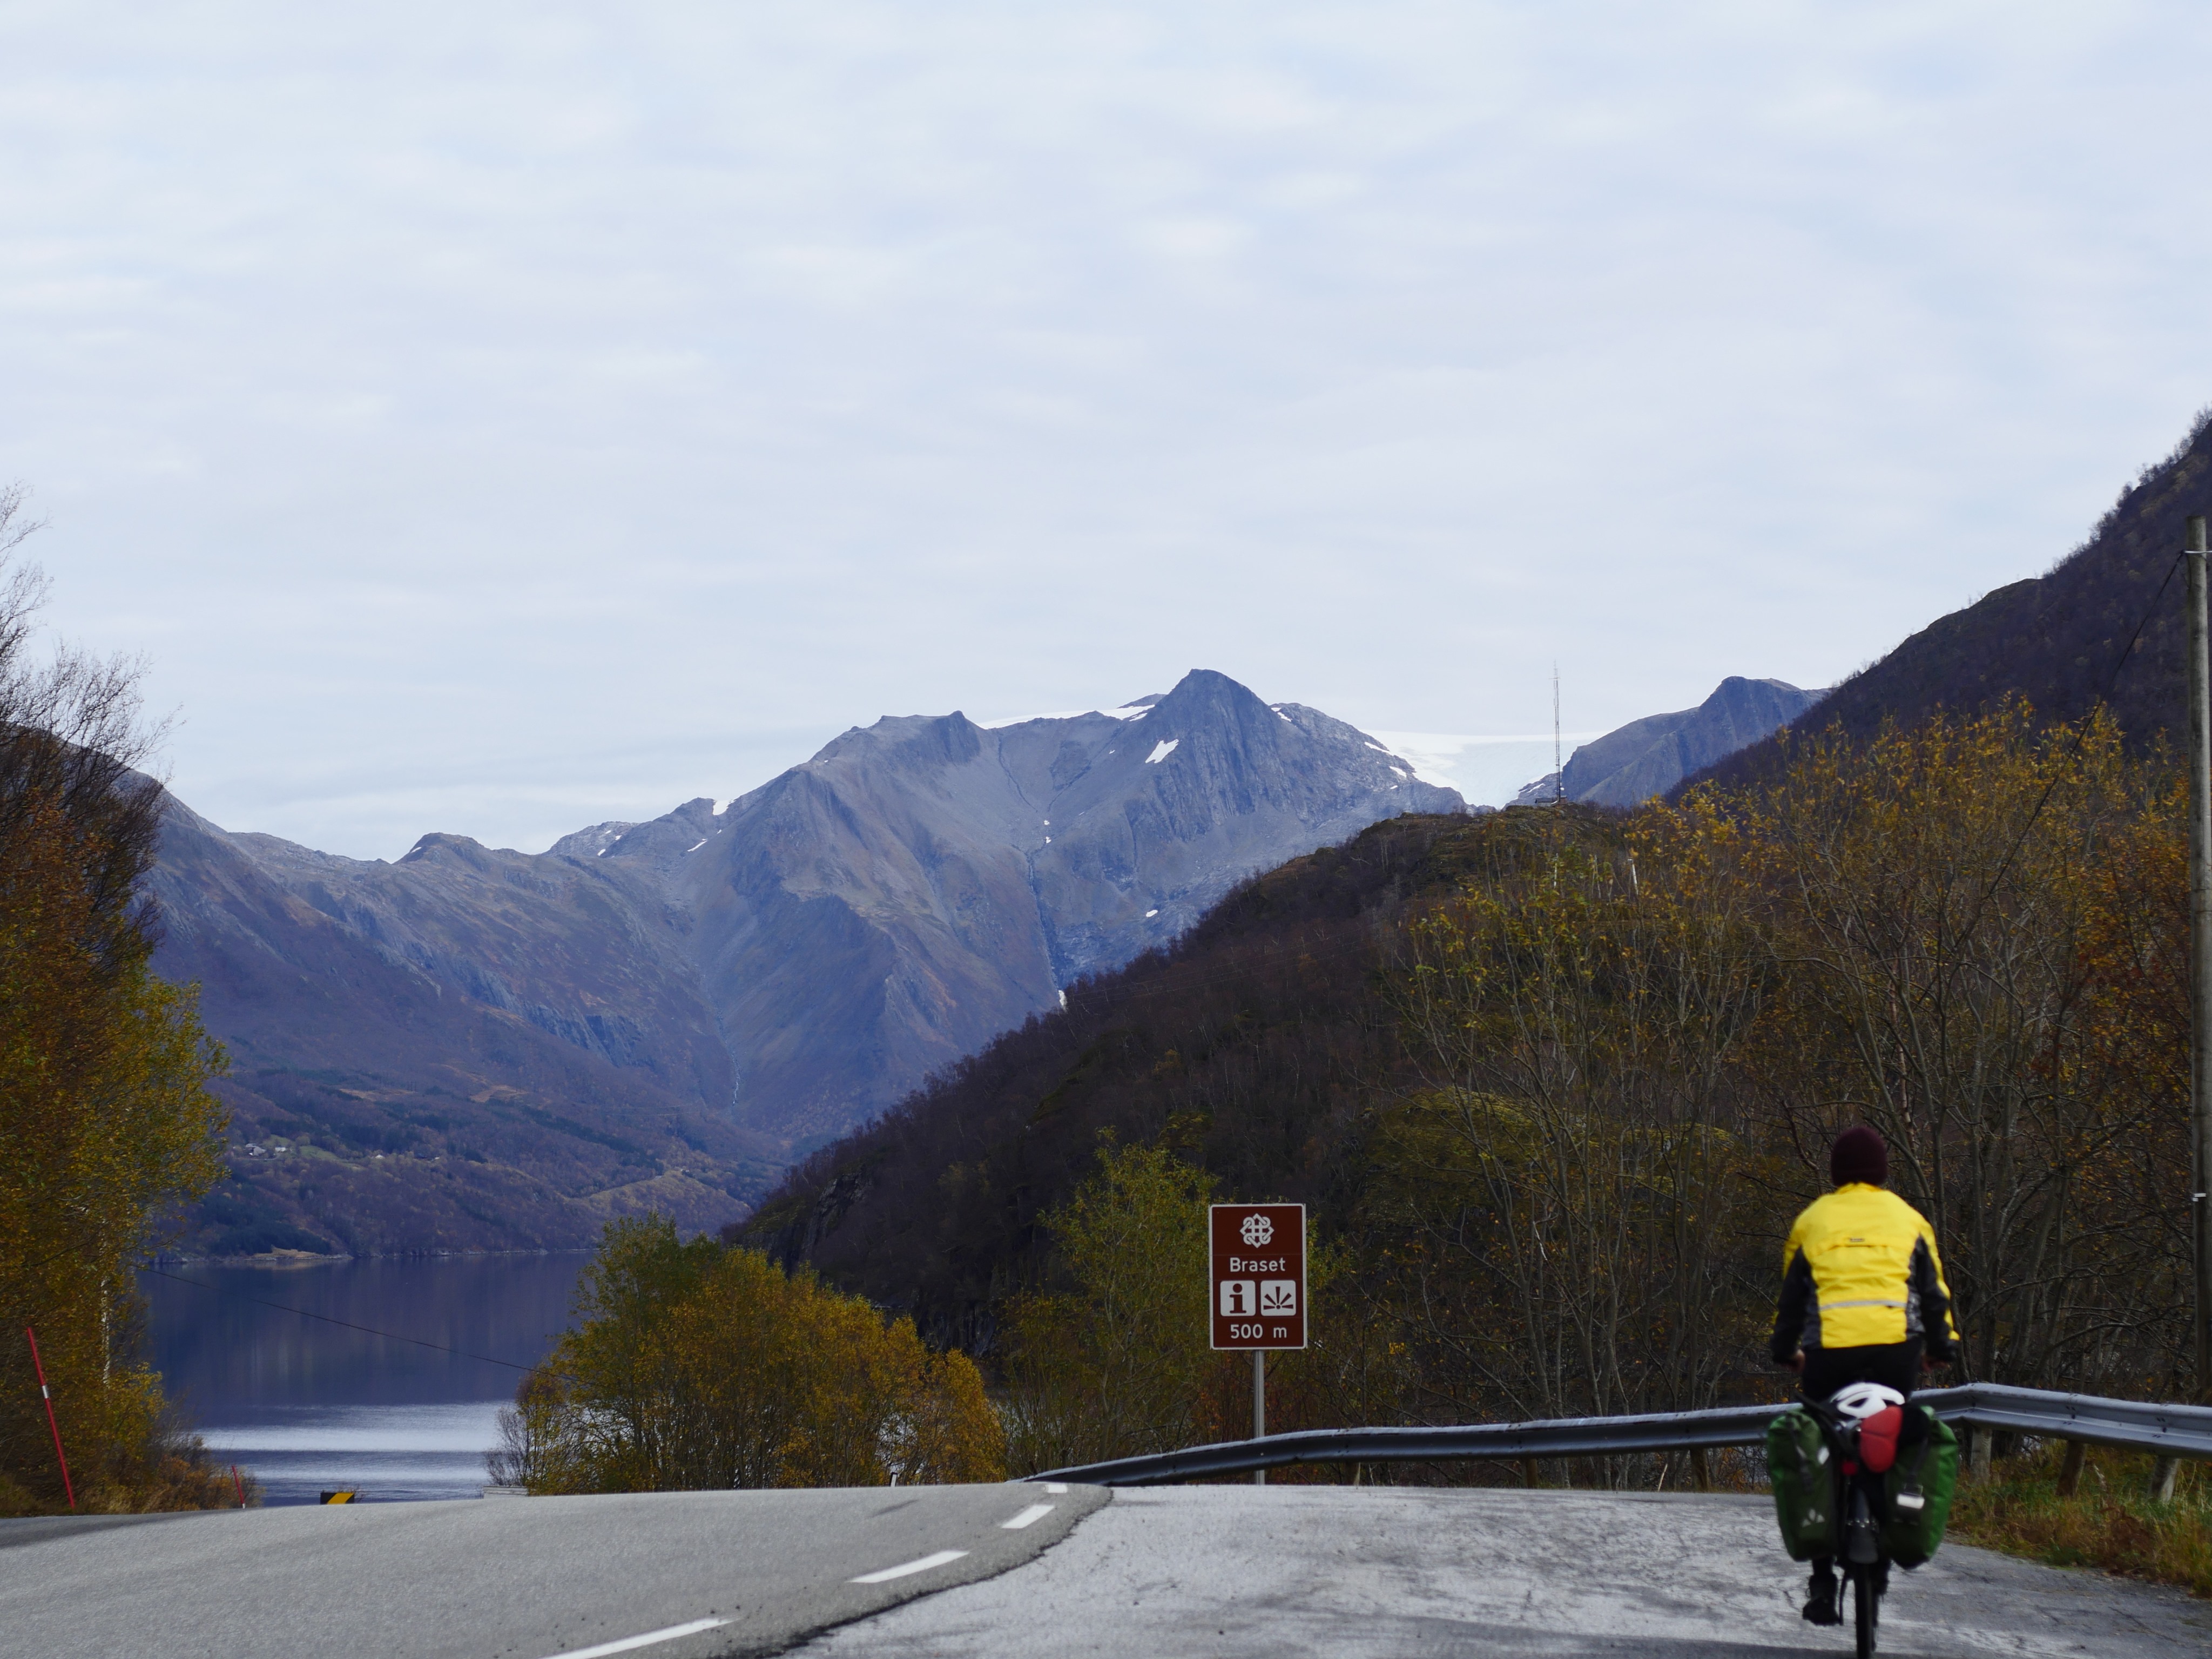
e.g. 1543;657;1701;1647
752;705;2197;1468
745;810;1482;1353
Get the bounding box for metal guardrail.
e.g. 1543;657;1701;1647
1024;1382;2212;1487
1025;1404;1777;1487
1932;1382;2212;1459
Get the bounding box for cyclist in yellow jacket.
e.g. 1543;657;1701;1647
1771;1124;1960;1625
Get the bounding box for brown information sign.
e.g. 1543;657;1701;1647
1209;1203;1306;1350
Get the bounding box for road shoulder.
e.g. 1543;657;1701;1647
798;1484;2212;1658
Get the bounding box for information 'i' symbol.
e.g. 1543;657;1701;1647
1240;1213;1273;1247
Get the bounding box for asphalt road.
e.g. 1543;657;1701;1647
9;1481;2208;1658
0;1481;1106;1659
806;1486;2212;1659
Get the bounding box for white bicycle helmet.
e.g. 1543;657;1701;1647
1829;1381;1906;1419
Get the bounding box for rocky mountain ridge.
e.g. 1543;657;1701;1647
1513;677;1823;807
151;670;1460;1254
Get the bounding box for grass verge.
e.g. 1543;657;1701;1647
1948;1441;2210;1598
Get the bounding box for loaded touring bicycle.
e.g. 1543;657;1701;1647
1767;1381;1960;1658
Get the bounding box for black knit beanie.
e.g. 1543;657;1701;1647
1831;1125;1887;1187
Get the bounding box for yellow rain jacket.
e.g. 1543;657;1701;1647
1769;1183;1959;1361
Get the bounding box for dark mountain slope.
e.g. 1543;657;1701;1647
743;807;1600;1353
1690;409;2212;792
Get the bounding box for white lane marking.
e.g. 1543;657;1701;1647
852;1548;969;1584
539;1617;730;1659
1044;1483;1068;1494
1001;1502;1055;1530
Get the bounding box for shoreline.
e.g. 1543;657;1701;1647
144;1246;597;1269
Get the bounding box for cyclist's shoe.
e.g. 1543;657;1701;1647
1802;1570;1842;1626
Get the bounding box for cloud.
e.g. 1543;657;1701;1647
5;1;2210;854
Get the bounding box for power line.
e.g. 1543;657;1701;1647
138;1264;538;1373
5;1238;95;1284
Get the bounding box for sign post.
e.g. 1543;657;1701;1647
1210;1203;1306;1487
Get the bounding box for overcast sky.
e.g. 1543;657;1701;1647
7;2;2211;857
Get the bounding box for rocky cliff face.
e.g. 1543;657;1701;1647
1513;677;1822;808
151;670;1460;1251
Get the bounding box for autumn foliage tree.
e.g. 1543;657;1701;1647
2068;781;2197;1389
999;1140;1218;1472
999;1138;1405;1476
495;1216;1004;1492
1365;704;2198;1427
0;500;230;1514
1372;806;1772;1429
1723;706;2187;1393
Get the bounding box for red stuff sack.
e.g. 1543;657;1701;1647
1858;1405;1903;1474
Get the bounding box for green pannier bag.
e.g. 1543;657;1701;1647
1880;1409;1958;1567
1766;1407;1839;1561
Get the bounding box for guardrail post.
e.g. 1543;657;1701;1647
1691;1448;1712;1494
2056;1439;2086;1498
2151;1456;2179;1503
1966;1425;1992;1481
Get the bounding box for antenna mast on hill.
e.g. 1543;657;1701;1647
1553;665;1563;806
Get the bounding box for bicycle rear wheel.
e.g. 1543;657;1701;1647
1853;1568;1878;1658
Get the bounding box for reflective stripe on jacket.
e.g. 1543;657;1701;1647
1769;1183;1959;1361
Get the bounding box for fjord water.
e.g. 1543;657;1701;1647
140;1254;585;1505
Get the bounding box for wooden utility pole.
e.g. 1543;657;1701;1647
2189;514;2212;1401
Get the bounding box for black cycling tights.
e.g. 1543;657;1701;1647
1802;1338;1923;1404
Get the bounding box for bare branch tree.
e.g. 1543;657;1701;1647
0;483;171;968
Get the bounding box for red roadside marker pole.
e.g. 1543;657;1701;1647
23;1327;76;1510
